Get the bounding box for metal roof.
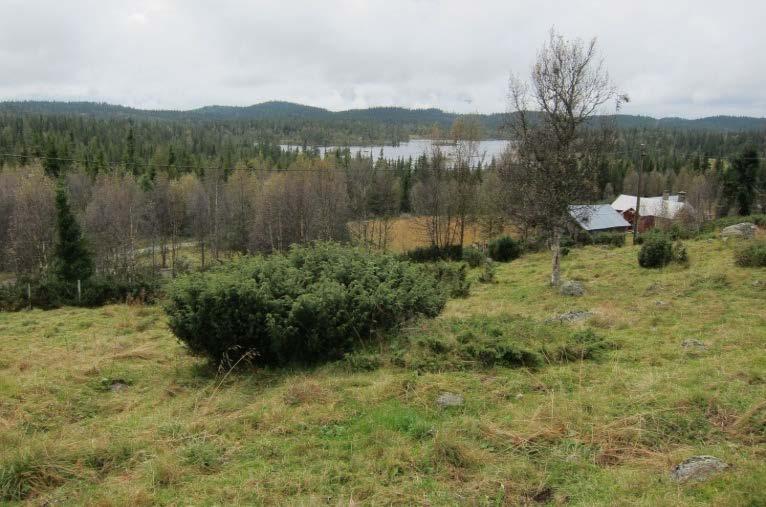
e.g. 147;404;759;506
611;194;688;219
569;204;631;231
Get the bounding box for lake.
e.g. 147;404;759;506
280;139;511;164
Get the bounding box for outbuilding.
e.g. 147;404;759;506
611;191;692;232
568;204;632;233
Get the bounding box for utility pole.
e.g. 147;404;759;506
633;144;646;241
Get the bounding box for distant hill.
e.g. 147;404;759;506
1;100;765;134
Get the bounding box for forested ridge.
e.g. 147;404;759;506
2;100;765;144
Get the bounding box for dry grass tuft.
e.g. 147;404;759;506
282;377;331;406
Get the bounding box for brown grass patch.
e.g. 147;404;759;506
283;378;330;406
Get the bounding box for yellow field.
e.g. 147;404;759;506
381;217;515;252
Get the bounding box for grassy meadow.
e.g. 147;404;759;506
1;236;765;505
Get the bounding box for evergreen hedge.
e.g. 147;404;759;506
592;232;626;247
403;244;463;263
638;234;673;268
165;243;449;365
488;236;522;262
461;246;486;268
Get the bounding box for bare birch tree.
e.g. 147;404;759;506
450;117;482;247
7;165;57;276
504;29;626;286
84;174;143;275
346;156;400;251
412;148;460;249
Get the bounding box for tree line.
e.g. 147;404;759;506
1;142;762;284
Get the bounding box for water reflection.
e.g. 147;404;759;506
280;139;510;165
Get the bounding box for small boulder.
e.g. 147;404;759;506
109;381;129;392
681;338;706;351
546;310;593;323
670;455;728;482
436;392;464;408
559;281;584;297
721;222;757;239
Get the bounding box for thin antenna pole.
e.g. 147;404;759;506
633;144;646;241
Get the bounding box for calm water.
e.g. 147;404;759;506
280;139;510;164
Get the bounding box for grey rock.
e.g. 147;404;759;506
671;455;728;482
436;392;464;408
559;281;584;297
655;300;669;307
681;338;706;351
721;222;757;239
547;310;593;323
110;381;129;392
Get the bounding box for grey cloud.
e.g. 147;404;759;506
0;0;764;117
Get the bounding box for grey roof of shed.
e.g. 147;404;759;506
568;204;631;231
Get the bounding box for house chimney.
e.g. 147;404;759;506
662;190;669;201
678;191;686;203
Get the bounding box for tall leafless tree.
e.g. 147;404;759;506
450;117;483;247
346;156;400;251
503;29;626;286
223;165;260;254
412;148;460;249
7;165;57;276
84;174;143;275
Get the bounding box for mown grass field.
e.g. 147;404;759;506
1;236;765;505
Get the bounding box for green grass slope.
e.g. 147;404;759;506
1;237;765;505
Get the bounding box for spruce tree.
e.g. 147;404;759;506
43;140;62;178
125;123;137;175
52;183;94;284
722;148;759;215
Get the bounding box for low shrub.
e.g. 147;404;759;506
592;232;626;247
459;340;543;368
478;259;496;283
672;241;690;266
0;270;162;311
488;236;522;262
403;316;618;372
403;244;462;263
634;228;667;245
636;228;674;245
165;242;449;366
704;214;766;232
638;234;673;268
342;352;382;372
423;261;471;298
461;246;486;268
735;241;766;267
543;329;617;362
0;276;63;311
666;222;698;240
571;229;594;246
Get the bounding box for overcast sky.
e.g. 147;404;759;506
1;0;764;118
